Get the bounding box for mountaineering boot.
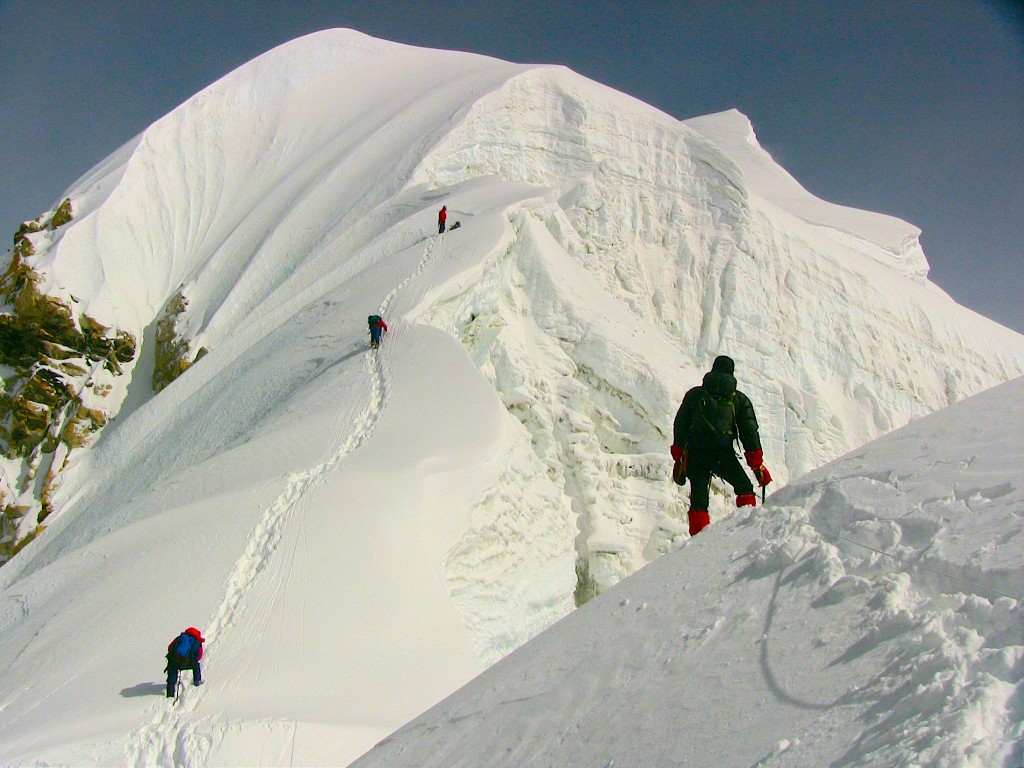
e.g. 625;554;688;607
688;510;710;536
736;493;757;508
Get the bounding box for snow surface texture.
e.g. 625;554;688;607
355;377;1024;768
1;28;1023;766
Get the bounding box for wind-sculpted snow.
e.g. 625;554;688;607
685;109;931;281
1;28;1023;767
354;377;1024;768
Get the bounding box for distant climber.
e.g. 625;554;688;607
165;627;204;698
438;205;447;234
671;355;772;536
368;314;388;349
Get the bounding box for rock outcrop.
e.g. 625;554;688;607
0;200;137;563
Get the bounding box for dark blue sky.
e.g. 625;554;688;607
2;0;1021;331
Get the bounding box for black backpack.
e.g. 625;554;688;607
694;388;737;445
368;315;382;329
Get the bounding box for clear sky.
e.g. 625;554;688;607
2;0;1021;332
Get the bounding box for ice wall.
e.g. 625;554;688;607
409;65;1024;609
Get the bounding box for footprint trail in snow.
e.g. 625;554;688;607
124;233;447;767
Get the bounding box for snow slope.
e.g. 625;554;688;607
1;28;1023;766
354;376;1024;768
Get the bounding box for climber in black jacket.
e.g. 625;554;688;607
671;355;772;536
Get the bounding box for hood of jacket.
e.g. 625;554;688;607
701;369;736;397
185;627;205;643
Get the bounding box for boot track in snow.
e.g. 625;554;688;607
124;233;447;767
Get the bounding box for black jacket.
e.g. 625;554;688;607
673;369;761;453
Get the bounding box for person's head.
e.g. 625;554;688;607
711;355;735;375
185;627;205;643
441;205;446;211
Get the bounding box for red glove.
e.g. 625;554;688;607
744;451;771;487
671;444;685;462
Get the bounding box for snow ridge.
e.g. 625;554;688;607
122;234;446;767
683;109;929;280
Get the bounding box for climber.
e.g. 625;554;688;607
165;627;204;698
368;314;388;349
671;355;772;536
438;205;447;234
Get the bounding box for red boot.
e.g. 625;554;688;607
736;493;757;508
688;509;710;536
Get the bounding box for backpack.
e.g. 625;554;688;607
694;389;737;445
168;632;199;663
368;315;382;329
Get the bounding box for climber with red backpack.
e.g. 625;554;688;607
671;355;772;536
